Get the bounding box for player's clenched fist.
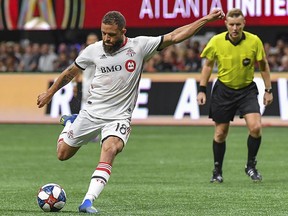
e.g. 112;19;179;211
207;8;225;22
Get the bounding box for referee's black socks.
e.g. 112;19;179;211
213;140;226;171
247;135;261;165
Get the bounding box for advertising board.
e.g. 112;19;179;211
1;0;288;30
1;73;288;126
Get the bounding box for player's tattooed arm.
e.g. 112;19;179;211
37;63;82;108
46;64;82;95
58;64;79;88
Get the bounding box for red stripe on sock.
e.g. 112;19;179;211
99;162;112;166
95;162;112;175
96;167;111;175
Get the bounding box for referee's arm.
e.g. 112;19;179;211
258;58;272;90
199;58;214;87
197;58;214;105
258;58;273;106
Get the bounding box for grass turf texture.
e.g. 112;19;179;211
0;124;287;216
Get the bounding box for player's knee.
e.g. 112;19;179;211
57;149;71;161
57;154;66;161
57;142;75;161
102;137;124;155
102;143;121;155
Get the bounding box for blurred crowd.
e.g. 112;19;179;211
0;36;287;73
0;40;82;72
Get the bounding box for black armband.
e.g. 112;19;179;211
198;85;207;94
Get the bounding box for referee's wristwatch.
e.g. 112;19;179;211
265;88;273;94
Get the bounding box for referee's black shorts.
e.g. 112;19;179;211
209;80;260;123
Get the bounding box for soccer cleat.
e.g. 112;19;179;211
245;161;262;182
59;114;78;126
210;169;223;183
79;199;98;214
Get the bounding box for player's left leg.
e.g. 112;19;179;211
244;113;262;182
79;136;123;214
79;119;131;213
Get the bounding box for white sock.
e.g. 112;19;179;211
82;162;112;203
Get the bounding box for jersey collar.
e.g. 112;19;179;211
225;32;246;46
121;36;128;48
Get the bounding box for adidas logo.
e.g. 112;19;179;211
100;54;107;59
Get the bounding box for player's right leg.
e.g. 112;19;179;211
57;114;81;160
57;112;97;161
57;141;80;161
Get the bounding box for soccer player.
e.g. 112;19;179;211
37;9;225;213
197;8;273;183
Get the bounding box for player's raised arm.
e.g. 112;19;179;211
37;63;82;108
159;8;225;50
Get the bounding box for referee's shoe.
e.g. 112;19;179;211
245;160;262;182
210;169;223;183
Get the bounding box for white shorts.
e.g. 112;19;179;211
63;109;131;148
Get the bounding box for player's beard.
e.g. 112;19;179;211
103;39;123;54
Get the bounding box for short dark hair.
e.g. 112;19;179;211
102;11;126;30
226;8;244;18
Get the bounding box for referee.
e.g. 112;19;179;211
197;8;273;183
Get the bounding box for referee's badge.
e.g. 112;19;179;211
242;58;251;66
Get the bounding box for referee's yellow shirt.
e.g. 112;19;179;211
201;31;266;89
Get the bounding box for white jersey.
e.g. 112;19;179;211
81;64;95;109
75;36;162;119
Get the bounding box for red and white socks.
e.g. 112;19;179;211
82;162;112;203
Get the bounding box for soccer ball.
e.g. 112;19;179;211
37;183;67;212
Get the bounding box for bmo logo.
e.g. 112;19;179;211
100;65;122;73
125;60;136;72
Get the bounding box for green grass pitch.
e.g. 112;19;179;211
0;124;287;216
